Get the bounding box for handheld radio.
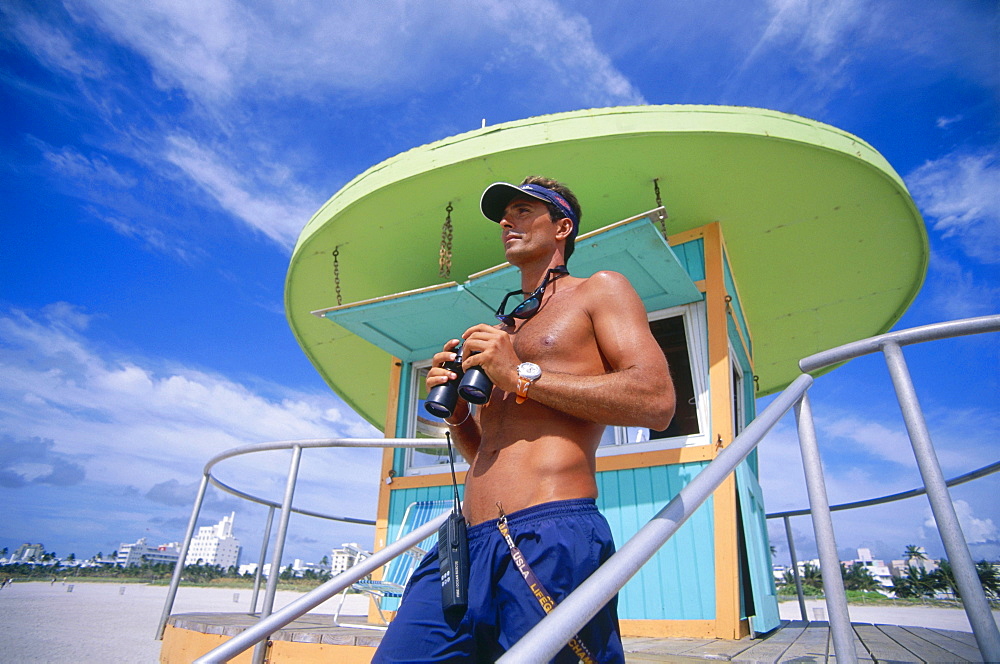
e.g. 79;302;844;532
437;431;469;611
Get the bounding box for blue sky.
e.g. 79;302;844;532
1;0;997;569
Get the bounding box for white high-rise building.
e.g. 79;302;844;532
184;512;242;569
330;543;367;575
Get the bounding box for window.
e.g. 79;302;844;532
599;303;710;454
405;363;469;473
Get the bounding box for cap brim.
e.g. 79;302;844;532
480;182;549;223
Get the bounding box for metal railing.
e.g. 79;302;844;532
770;458;1000;624
790;315;1000;662
170;314;1000;663
500;314;1000;663
156;438;447;664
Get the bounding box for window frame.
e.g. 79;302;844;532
597;301;711;457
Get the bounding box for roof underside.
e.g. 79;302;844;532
285;105;928;428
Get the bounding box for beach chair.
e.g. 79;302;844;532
334;499;452;629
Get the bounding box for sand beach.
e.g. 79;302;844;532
0;580;369;663
0;581;996;662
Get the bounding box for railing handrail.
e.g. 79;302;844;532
203;437;446;475
156;437;448;646
203;437;447;524
799;314;1000;373
766;458;1000;519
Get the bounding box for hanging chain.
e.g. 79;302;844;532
333;246;343;306
439;202;454;278
653;178;667;236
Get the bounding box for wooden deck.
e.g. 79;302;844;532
164;613;986;662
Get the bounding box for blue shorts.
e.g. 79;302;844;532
372;498;624;663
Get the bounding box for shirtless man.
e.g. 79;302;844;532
373;176;675;663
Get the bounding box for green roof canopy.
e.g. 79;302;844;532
286;105;928;428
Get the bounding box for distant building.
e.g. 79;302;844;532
845;547;894;590
116;538;181;567
238;562;271;577
330;543;368;576
890;545;939;576
13;543;45;562
184;512;242;568
290;559;328;577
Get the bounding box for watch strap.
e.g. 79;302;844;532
516;376;531;404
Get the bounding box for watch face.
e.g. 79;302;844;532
518;362;542;380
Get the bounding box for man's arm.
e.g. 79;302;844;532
463;271;676;430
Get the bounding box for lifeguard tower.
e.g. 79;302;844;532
284;105;927;641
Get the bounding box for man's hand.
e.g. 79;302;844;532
425;338;463;393
460;324;520;393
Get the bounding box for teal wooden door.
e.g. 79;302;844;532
736;461;781;634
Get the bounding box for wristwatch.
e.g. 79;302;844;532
515;362;542;404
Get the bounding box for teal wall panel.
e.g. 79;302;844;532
382;462;716;621
673;238;706;282
723;249;752;359
597;461;716;620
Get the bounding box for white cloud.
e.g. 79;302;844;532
739;0;872;84
64;0;247;103
922;499;998;545
0;303;380;493
759;0;869;62
756;395;1000;562
818;414;915;469
162;134;318;249
921;253;1000;320
42;144;137;188
12;1;642;252
64;0;642;109
907;149;1000;264
936;115;963;130
6;6;107;78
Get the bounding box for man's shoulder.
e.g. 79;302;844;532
574;270;644;315
578;270;636;293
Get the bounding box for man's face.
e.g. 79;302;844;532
500;196;558;262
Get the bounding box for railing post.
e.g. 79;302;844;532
250;505;275;615
783;515;808;621
156;473;210;640
882;341;1000;661
252;444;303;664
794;393;857;664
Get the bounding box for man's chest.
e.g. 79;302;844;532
509;303;597;364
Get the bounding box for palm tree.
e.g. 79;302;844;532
906;564;938;598
792;562;823;591
843;562;880;592
930;559;956;598
903;545;927;565
976;561;999;598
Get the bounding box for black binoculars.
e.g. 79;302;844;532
424;343;493;418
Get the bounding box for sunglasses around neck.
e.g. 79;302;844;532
495;265;569;327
